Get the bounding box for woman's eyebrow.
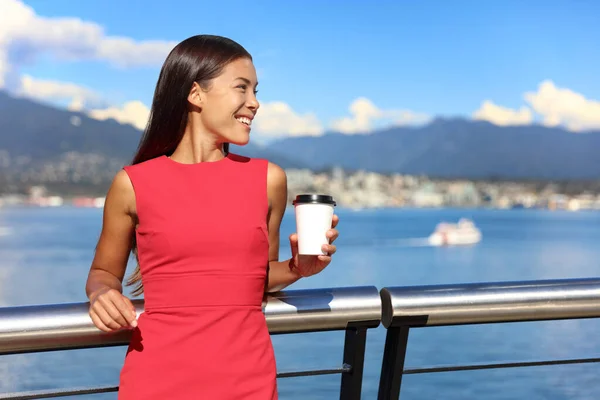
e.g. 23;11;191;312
235;77;258;86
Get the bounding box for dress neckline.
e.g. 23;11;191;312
161;153;232;167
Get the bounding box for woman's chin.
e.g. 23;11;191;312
228;134;251;147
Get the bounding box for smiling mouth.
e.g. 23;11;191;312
235;116;252;127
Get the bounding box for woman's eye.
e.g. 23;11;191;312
236;84;257;95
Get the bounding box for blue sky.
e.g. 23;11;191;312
3;0;600;141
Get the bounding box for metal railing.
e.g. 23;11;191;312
1;278;600;399
377;277;600;399
0;286;381;400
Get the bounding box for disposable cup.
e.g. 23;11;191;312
292;194;336;256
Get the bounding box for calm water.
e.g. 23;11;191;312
0;206;599;399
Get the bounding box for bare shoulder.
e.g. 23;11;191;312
113;169;134;188
267;161;287;210
106;169;136;216
111;170;135;196
267;161;287;190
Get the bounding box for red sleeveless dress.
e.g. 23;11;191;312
119;152;277;399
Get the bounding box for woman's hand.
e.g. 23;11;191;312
89;287;138;332
289;214;340;277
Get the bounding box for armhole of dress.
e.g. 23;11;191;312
262;159;270;224
122;166;141;231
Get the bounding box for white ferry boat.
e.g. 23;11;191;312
428;218;482;246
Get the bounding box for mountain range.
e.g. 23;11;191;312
1;90;599;189
267;119;600;180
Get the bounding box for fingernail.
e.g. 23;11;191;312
131;320;138;328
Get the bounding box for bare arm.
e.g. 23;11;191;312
85;169;138;331
265;162;302;293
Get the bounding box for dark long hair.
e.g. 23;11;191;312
126;35;252;295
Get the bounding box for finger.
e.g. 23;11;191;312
289;233;298;243
89;310;112;332
91;307;120;331
317;255;332;263
93;302;124;330
289;233;298;257
116;297;138;327
322;244;336;255
98;297;129;328
326;229;339;243
331;214;339;228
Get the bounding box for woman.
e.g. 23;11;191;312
85;35;340;399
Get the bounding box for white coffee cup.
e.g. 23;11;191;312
293;194;336;255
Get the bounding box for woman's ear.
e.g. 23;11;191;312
187;82;203;109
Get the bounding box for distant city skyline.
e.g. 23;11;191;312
1;0;599;143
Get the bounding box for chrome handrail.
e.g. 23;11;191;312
377;277;600;400
380;277;600;328
0;286;381;355
2;279;600;400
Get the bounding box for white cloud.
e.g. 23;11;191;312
472;100;533;126
253;101;324;137
0;52;9;87
88;101;150;131
14;74;151;132
68;96;85;112
17;74;99;105
393;110;432;126
472;81;600;132
0;0;160;132
524;80;600;132
0;0;176;89
96;37;177;68
330;98;382;134
253;98;430;138
331;97;430;134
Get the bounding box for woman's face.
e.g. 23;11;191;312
195;57;260;146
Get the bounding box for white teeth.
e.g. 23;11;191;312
236;117;251;126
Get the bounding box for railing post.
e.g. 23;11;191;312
377;326;410;400
339;325;368;400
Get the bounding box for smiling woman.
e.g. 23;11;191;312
83;34;340;400
131;35;259;164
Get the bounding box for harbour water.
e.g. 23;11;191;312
0;207;599;399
